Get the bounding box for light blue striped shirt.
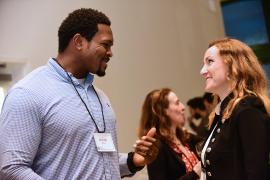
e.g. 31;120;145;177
0;58;131;179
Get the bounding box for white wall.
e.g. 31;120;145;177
0;0;224;179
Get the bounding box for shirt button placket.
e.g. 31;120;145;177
105;165;111;179
104;155;111;180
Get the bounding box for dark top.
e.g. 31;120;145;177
190;114;209;139
203;95;270;180
147;138;200;180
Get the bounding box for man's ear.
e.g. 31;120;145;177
72;33;84;51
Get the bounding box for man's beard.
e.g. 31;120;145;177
96;68;106;77
96;59;108;77
194;113;201;120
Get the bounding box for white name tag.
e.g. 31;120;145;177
93;133;116;152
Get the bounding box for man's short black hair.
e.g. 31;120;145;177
58;8;111;53
202;92;214;103
187;97;206;111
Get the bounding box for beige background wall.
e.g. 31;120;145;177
0;0;224;179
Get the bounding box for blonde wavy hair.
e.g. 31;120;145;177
208;38;270;125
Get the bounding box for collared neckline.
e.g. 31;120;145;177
219;92;234;116
48;58;94;88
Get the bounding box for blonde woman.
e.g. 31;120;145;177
200;38;270;180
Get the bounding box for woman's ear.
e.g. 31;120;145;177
164;108;169;117
226;72;231;81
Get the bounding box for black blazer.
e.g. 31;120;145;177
147;139;199;180
203;95;270;180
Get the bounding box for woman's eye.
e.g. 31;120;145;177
207;59;214;64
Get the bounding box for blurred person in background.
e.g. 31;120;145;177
138;88;201;180
202;92;215;114
187;97;209;139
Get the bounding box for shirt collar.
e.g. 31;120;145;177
47;57;94;88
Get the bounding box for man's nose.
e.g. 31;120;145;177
107;48;113;57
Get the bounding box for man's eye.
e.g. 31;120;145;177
101;43;108;47
101;43;108;48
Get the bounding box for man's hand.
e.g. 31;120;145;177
132;127;158;167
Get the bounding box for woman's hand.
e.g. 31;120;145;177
193;161;202;177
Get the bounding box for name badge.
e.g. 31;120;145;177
93;133;116;152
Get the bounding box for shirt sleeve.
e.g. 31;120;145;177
119;152;144;178
0;88;44;180
237;107;270;180
118;153;131;177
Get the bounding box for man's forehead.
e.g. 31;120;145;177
96;24;113;41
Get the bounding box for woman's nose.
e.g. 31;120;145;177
200;64;207;76
180;103;185;113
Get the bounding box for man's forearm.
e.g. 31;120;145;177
0;165;44;180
